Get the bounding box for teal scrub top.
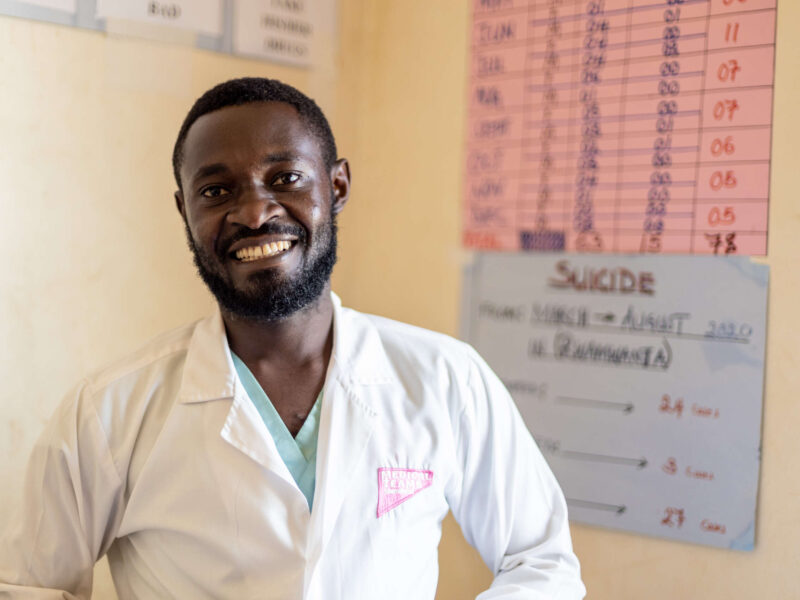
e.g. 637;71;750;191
231;352;322;510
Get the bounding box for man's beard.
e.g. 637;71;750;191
184;212;337;322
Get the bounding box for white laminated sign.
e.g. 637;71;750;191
462;253;768;550
234;0;317;67
96;0;223;36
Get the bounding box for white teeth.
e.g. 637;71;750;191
235;241;293;262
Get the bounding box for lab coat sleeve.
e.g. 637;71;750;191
0;381;124;599
448;347;585;600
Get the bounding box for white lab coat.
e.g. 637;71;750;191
0;294;585;599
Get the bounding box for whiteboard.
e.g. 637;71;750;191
462;253;768;549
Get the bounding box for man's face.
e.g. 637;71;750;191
176;102;349;321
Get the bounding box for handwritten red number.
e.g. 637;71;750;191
662;507;686;528
709;170;737;191
660;394;683;417
710;136;735;156
708;206;735;226
725;22;739;43
717;59;741;83
713;99;740;121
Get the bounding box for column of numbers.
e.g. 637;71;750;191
519;0;583;250
695;0;775;255
616;0;709;253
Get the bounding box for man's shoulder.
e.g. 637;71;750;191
83;318;202;394
43;319;207;454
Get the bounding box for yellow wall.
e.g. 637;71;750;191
2;1;799;598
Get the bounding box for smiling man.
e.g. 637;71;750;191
0;78;585;599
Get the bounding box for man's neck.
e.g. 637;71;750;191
222;285;335;372
223;287;334;436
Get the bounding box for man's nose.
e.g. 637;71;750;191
228;188;282;229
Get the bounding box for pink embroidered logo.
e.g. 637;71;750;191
377;468;433;518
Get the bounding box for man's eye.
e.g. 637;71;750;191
272;172;302;186
200;186;230;198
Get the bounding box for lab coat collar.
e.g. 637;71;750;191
177;305;237;404
176;292;395;404
327;292;395;388
174;292;396;590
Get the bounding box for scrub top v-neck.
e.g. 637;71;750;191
231;352;322;510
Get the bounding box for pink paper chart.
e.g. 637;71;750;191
464;0;777;255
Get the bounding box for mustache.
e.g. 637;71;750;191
219;222;307;256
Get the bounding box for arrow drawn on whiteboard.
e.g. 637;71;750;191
566;498;627;515
560;450;648;469
556;395;634;414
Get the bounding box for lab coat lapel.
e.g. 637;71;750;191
311;372;377;551
177;308;236;404
305;296;394;590
220;387;294;482
177;308;294;483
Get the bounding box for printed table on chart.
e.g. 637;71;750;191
463;0;777;255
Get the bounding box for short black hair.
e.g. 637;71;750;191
172;77;338;190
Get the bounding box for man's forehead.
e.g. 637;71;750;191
182;101;321;168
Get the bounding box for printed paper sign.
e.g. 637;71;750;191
233;0;316;67
96;0;222;36
463;253;768;550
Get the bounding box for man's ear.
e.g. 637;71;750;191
175;190;186;219
330;159;351;215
